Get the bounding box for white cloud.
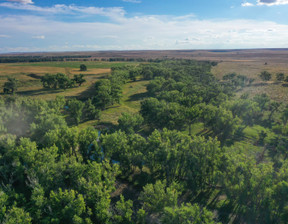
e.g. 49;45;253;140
7;0;33;4
0;3;125;19
1;14;288;52
257;0;288;5
122;0;141;3
242;2;254;6
32;35;45;39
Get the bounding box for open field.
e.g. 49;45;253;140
3;48;288;62
211;58;288;102
0;61;139;100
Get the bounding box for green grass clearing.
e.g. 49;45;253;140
100;79;149;125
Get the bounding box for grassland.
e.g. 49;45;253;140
0;61;138;100
2;49;288;126
212;59;288;102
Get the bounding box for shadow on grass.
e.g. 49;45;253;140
128;92;150;102
73;84;96;100
96;122;117;132
18;88;63;96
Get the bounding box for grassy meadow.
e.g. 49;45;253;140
0;61;139;100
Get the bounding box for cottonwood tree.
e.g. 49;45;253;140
3;78;18;94
80;64;87;71
73;74;86;86
161;203;218;224
67;98;85;124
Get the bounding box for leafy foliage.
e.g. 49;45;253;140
2;59;288;223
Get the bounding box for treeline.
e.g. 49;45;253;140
0;55;91;63
41;73;86;90
0;55;218;65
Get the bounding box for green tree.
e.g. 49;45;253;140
140;98;186;130
94;79;112;109
78;127;100;161
3;77;18;94
80;64;87;71
228;99;261;127
129;69;139;82
56;73;72;89
201;104;240;142
113;195;133;224
30;111;67;143
43;126;79;156
268;101;282;122
67;98;85;124
0;190;8;222
185;105;201;136
253;93;270;111
46;188;86;223
282;104;288;125
4;207;32;224
139;180;180;213
41;74;57;89
118;112;144;134
110;82;123;105
84;98;100;120
161;203;218;224
221;148;275;223
41;73;72;89
73;74;86;86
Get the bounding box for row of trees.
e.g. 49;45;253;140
0;55;91;63
2;73;86;95
41;73;86;90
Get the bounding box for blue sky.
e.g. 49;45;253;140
0;0;288;52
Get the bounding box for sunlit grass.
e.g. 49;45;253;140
100;79;149;125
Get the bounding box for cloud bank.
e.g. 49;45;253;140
257;0;288;5
1;2;288;52
1;13;288;53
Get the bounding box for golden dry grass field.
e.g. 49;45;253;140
210;51;288;102
0;61;137;100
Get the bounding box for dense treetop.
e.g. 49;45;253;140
1;59;288;223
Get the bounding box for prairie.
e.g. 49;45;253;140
0;61;138;100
